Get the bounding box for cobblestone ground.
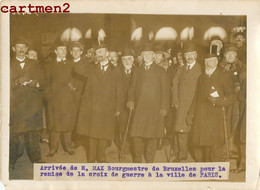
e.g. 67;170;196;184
9;140;245;182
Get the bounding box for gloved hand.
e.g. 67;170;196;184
126;101;134;110
186;114;194;125
172;101;179;109
114;111;120;116
208;96;217;105
159;109;167;117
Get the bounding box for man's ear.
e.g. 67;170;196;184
12;46;16;52
54;49;57;55
80;51;83;56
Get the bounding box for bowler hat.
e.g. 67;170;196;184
182;42;196;53
141;42;154;52
224;44;238;53
95;44;108;51
13;36;29;46
154;45;171;59
234;32;245;38
70;41;84;50
53;38;67;49
121;48;134;57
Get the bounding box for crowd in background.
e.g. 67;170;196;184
9;27;246;174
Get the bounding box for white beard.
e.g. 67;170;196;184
205;67;216;76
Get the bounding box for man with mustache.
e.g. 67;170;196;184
234;32;246;65
127;43;170;163
187;54;236;162
75;44;123;163
10;37;45;170
171;42;201;162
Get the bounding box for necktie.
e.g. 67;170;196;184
101;63;108;73
187;65;191;72
145;66;150;70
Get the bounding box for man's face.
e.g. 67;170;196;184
27;50;38;60
235;35;245;47
224;51;237;63
55;46;67;59
154;52;164;64
86;48;95;61
108;51;118;64
122;55;134;69
70;47;83;60
13;44;28;57
184;51;197;64
205;57;218;69
95;48;108;62
142;51;154;63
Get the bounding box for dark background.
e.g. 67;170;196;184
10;13;246;59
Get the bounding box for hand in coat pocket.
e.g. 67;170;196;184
159;109;167;117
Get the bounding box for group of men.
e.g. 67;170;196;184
10;31;246;174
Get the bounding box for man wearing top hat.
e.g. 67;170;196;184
74;44;124;163
10;37;45;169
114;47;136;154
171;42;202;162
187;54;236;162
45;39;77;157
127;43;170;163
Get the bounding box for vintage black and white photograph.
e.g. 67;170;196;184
8;12;248;182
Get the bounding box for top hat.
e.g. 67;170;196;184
205;53;218;59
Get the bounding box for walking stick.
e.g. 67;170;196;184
222;107;230;161
121;108;133;154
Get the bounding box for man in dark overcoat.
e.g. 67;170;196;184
127;43;170;163
46;40;77;157
10;37;44;169
74;44;124;162
187;54;236;162
114;48;135;154
219;44;246;158
171;42;202;162
70;41;89;148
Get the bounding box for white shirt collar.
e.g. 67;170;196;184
187;61;196;70
57;57;66;62
16;57;26;62
144;61;153;67
100;59;109;66
74;57;81;63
